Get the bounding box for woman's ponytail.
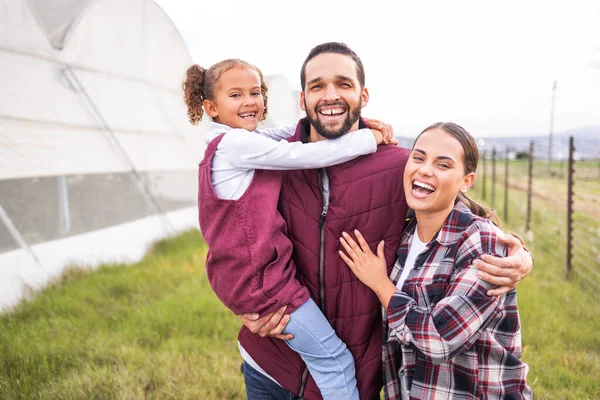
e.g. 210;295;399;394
458;192;502;228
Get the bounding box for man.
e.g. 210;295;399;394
239;42;533;400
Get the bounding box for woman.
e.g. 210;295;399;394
339;122;532;399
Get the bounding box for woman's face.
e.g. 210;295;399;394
403;128;475;215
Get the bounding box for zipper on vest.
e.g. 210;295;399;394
318;207;327;228
317;169;330;312
299;169;330;398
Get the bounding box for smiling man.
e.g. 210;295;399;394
238;42;534;400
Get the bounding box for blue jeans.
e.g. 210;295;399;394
243;299;358;399
244;361;302;400
283;298;358;400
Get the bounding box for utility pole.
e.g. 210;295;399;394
548;79;557;173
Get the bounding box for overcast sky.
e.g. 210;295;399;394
156;0;600;138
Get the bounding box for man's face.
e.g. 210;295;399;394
300;53;369;139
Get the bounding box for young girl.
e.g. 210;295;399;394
339;122;532;399
184;59;395;400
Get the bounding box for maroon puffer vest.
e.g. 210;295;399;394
198;133;309;316
239;119;410;399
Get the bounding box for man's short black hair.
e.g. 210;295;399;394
300;42;366;90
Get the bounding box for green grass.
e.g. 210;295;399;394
478;156;600;288
470;176;600;399
1;203;599;398
500;243;600;399
0;230;245;399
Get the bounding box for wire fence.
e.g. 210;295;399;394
476;136;600;297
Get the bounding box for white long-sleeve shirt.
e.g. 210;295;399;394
205;122;378;200
205;121;378;384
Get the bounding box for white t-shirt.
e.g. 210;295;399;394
395;225;428;290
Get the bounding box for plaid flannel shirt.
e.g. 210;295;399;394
382;200;532;399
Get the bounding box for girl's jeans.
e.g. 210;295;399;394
244;298;358;399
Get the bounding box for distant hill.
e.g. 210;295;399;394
473;125;600;141
396;125;600;160
555;125;600;139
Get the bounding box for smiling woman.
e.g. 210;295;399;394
404;126;477;220
339;122;532;399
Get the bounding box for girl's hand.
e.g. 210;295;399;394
364;118;398;145
370;129;385;145
339;230;389;291
239;306;292;340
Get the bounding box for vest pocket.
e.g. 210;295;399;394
258;235;289;299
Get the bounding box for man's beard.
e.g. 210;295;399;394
304;99;362;139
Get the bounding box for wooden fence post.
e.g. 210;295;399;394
504;147;509;222
526;142;533;232
492;148;497;207
566;136;575;279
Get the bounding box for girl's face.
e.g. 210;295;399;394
403;128;475;215
204;66;265;131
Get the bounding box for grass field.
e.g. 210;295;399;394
478;157;600;292
470;172;600;399
1;160;599;398
2;228;599;399
471;156;600;397
0;231;246;399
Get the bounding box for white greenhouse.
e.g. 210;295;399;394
0;0;302;311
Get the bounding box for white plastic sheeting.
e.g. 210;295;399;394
0;117;130;179
0;0;302;311
0;208;198;310
0;0;205;311
0;0;206;181
0;0;55;56
25;0;93;50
